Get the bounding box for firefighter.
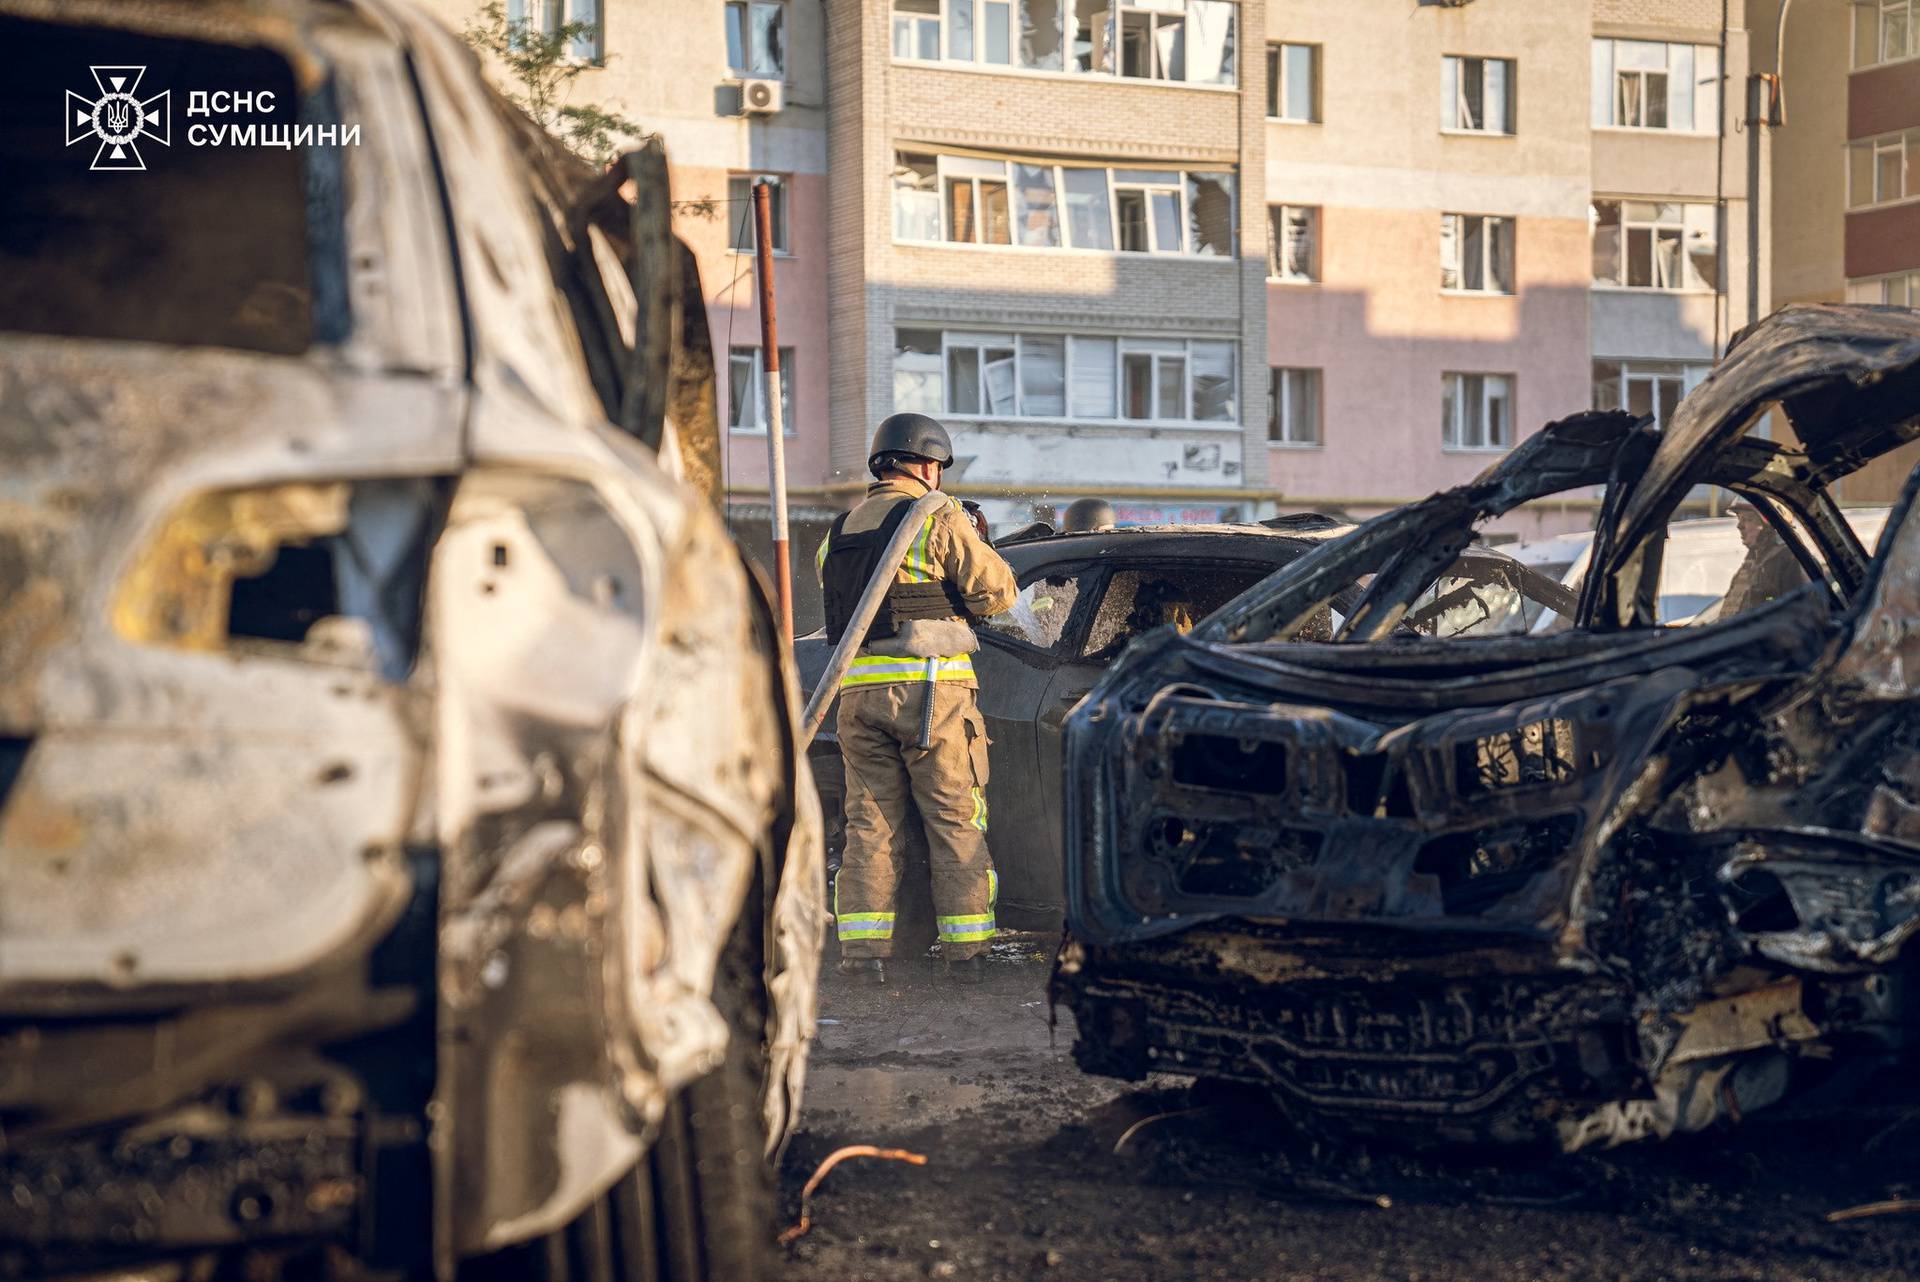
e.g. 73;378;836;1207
819;413;1018;984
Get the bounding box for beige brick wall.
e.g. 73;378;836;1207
1593;0;1729;40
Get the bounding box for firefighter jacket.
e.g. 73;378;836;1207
816;477;1017;690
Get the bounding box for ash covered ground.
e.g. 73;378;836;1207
780;936;1920;1282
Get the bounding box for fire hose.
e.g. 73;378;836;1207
799;490;951;748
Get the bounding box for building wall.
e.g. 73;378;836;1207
416;0;838;508
1753;0;1845;310
1590;12;1750;374
1261;0;1595;532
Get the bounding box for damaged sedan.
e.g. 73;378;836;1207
1056;305;1920;1151
0;2;822;1278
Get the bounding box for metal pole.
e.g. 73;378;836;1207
1746;0;1793;332
752;178;794;644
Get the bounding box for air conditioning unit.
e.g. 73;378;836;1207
740;78;784;114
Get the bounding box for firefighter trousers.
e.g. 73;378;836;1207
835;681;996;960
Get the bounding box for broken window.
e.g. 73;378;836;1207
1011;163;1062;248
1592;38;1716;131
893;152;1231;256
1591;199;1717;291
1441;213;1514;293
1071;0;1112;72
898;328;1230;424
1268;205;1319;281
1442;372;1513;450
892;153;941;241
892;328;944;413
1185;173;1235;257
986;571;1087;649
1270;367;1321;444
1083;564;1272;660
113;480;441;680
1018;0;1064;69
1184;0;1236;84
1189;340;1236;422
727;174;788;253
1442;55;1514;133
727;345;794;433
727;0;786;76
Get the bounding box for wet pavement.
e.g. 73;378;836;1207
780;936;1920;1282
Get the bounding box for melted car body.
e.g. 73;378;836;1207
1056;305;1920;1150
0;2;822;1276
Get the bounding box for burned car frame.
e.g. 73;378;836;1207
0;2;822;1278
1055;305;1920;1150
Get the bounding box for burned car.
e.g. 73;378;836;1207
1056;305;1920;1151
0;2;822;1279
797;523;1566;935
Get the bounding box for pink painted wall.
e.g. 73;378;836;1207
1265;206;1594;537
671;166;834;497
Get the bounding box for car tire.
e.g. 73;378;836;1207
459;873;775;1282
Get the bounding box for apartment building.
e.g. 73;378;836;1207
1754;0;1919;504
1588;0;1752;446
1256;0;1596;539
429;1;1802;570
839;0;1269;531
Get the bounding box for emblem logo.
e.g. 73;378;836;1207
66;66;170;171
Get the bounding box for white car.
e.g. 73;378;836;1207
0;3;822;1278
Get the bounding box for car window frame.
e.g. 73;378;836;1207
1076;557;1300;663
977;559;1106;667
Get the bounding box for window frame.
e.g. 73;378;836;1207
886;0;1238;88
892;326;1240;429
507;0;606;62
1440;212;1515;295
1441;371;1515;452
1591;358;1709;431
1441;54;1516;135
1853;0;1919;69
726;173;791;256
1269;366;1322;447
726;344;796;435
1845;269;1920;305
1590;198;1720;292
977;560;1103;663
1265;41;1320;123
1590;38;1719;135
1267;203;1320;282
891;151;1237;260
1847;129;1919;210
725;0;787;79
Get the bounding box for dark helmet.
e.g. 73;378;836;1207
868;412;954;479
1062;497;1116;533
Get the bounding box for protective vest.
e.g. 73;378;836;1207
820;500;969;646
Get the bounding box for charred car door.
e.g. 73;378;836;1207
975;559;1102;914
